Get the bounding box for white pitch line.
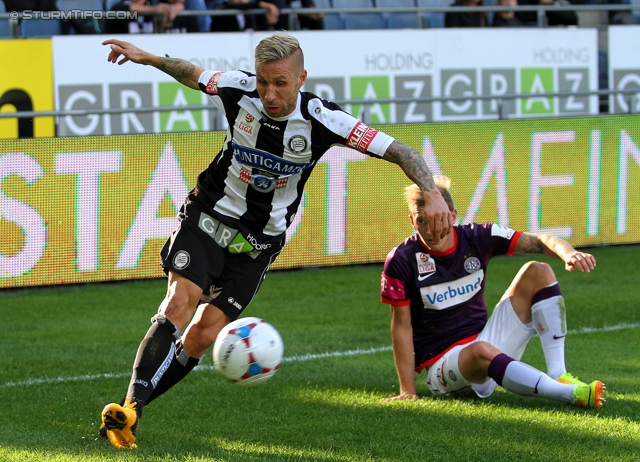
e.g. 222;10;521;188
2;322;639;389
568;322;640;334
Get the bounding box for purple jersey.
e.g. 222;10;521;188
380;223;522;371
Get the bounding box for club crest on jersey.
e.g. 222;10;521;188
415;252;436;281
464;257;481;273
288;135;308;153
173;250;190;269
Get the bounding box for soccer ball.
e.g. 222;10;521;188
212;317;284;387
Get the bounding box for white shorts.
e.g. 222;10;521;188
426;294;535;398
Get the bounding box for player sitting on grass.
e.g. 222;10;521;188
380;176;605;407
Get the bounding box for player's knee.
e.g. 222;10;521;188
520;261;556;287
159;292;193;325
467;341;499;363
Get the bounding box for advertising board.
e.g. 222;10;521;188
608;25;640;114
52;28;599;136
2;115;638;288
0;40;55;138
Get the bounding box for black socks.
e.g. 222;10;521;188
146;339;202;405
125;316;180;418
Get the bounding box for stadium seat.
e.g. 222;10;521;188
20;18;63;36
483;0;494;25
377;0;420;29
416;0;450;28
0;0;10;38
56;0;104;11
0;21;10;37
631;0;640;23
314;0;343;29
333;0;386;29
56;0;104;34
105;0;121;10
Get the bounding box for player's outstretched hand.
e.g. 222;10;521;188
381;392;419;402
564;250;596;273
103;39;154;66
422;189;454;241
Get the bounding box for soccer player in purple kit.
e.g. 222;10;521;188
380;176;606;407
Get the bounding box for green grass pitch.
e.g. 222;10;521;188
1;245;639;461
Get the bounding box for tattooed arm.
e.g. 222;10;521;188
514;232;596;273
383;140;453;240
103;39;204;90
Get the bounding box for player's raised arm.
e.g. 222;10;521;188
513;232;596;273
102;39;205;91
382;140;453;241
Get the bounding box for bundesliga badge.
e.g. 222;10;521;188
249;174;277;193
415;252;436;281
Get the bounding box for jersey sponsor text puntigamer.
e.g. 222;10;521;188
195;70;394;239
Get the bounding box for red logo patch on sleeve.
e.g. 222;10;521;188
206;72;223;94
346;121;378;153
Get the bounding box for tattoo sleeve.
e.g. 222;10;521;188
156;57;197;88
383;141;436;192
516;233;544;254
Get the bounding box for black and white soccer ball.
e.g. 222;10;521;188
212;317;284;386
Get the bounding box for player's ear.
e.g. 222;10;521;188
409;213;415;227
451;209;458;224
298;69;307;89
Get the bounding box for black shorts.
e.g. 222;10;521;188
160;198;284;320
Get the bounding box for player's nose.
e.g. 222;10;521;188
264;84;277;101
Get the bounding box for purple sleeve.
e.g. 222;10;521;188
381;247;413;305
475;223;522;257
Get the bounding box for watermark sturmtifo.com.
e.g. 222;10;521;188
10;10;138;20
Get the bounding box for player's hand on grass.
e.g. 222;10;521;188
103;39;155;66
564;251;596;273
381;392;419;402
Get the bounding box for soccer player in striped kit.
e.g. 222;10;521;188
99;33;455;448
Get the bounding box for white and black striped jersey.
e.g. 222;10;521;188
195;69;394;238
